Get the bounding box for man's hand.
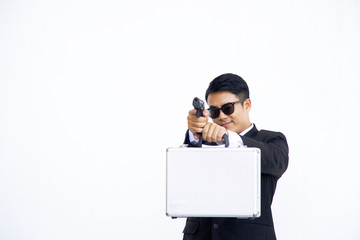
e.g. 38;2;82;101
187;109;228;143
202;122;228;143
187;109;209;140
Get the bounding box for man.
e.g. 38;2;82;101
183;73;289;240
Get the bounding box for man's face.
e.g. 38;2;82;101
207;91;251;134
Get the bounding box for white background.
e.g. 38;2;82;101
1;0;360;239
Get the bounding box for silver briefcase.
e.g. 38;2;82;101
166;146;261;219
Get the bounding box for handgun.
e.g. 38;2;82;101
191;97;229;147
192;97;205;118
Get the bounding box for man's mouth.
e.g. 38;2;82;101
221;122;232;127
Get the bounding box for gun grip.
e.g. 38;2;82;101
223;134;229;148
195;109;203;118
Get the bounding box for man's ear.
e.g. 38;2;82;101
244;98;251;112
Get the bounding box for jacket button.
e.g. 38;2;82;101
213;224;219;229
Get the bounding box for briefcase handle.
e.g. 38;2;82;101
189;97;230;148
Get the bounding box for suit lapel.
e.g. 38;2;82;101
243;124;258;138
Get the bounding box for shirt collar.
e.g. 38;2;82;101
240;123;254;136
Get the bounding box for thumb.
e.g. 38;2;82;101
203;109;209;118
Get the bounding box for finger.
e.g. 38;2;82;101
202;123;210;141
189;109;197;115
187;118;206;133
188;113;208;123
216;129;225;142
209;124;218;143
212;127;222;142
189;127;204;134
217;128;228;143
189;109;209;121
203;109;209;118
212;125;224;143
188;118;207;129
203;123;216;142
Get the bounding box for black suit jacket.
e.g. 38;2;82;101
182;125;289;240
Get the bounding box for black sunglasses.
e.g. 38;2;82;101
208;99;246;118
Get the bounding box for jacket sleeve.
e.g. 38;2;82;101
241;131;289;178
184;130;191;144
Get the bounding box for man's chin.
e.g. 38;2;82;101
224;125;236;133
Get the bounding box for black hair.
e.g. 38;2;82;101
205;73;250;102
